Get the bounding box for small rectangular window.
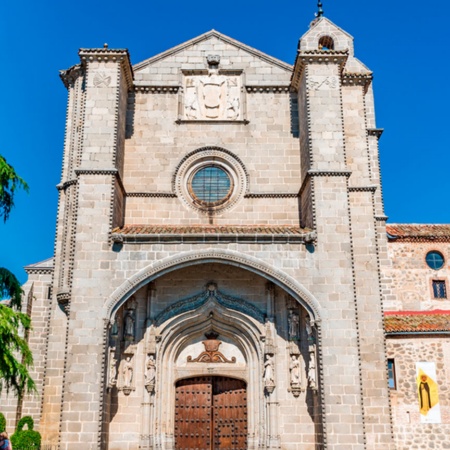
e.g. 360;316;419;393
432;280;447;299
388;359;396;389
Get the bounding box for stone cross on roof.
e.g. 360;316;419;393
316;0;324;17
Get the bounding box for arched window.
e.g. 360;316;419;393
318;36;334;51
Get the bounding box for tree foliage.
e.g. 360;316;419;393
0;153;35;397
11;416;41;449
0;155;28;223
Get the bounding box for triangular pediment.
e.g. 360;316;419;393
134;30;293;86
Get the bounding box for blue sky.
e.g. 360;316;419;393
2;0;450;283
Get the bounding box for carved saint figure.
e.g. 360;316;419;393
308;347;317;389
289;355;301;385
122;356;133;387
288;310;300;340
305;316;315;343
145;355;156;385
124;310;135;339
109;357;117;386
264;355;275;384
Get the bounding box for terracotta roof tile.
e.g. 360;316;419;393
113;225;310;235
384;310;450;333
111;225;314;244
386;224;450;242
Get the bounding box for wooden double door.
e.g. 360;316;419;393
175;376;247;450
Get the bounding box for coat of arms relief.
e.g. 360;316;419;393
183;69;242;121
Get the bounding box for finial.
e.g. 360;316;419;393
103;43;108;49
316;0;324;17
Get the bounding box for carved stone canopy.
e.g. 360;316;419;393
187;331;236;363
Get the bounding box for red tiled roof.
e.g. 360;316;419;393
113;225;309;235
386;224;450;242
111;225;315;243
384;310;450;333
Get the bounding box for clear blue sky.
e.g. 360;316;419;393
2;0;449;283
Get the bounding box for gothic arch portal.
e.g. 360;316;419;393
104;248;323;323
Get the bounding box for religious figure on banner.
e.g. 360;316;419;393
417;371;439;416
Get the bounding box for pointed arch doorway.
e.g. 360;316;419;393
174;376;247;450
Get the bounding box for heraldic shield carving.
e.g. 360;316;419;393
183;70;242;121
187;331;236;363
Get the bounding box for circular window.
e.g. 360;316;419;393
189;165;232;205
426;251;445;270
174;147;248;215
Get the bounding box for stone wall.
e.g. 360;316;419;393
387;337;450;449
383;241;450;311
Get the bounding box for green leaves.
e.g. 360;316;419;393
0;155;29;223
0;303;36;395
0;153;35;397
0;268;23;310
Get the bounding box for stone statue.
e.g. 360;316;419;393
288;310;300;340
123;356;133;387
109;356;117;386
145;355;156;385
264;355;275;384
308;345;317;390
289;355;301;385
124;310;135;340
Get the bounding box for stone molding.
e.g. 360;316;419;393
74;168;119;176
348;186;377;192
104;248;322;323
127;192;177;198
56;179;77;191
110;231;316;245
244;193;298;198
367;128;384;139
175;119;250;125
375;215;389;222
25;267;54;275
245;85;290;93
342;73;373;90
307;169;352;177
78;48;134;90
172;146;248;216
134;85;179;93
59;64;84;89
291;50;349;91
154;287;265;326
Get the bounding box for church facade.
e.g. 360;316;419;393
2;16;450;450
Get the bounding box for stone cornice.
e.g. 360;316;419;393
244;193;298;198
291;50;348;92
175;119;250;125
375;215;389;222
25;267;54;275
59;64;84;89
367;128;384;139
133;85;179;93
75;168;119;176
127;192;177;198
307;169;352;177
111;231;317;245
348;186;377;193
56;179;77;191
245;85;290;93
78;48;134;90
342;72;373;90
